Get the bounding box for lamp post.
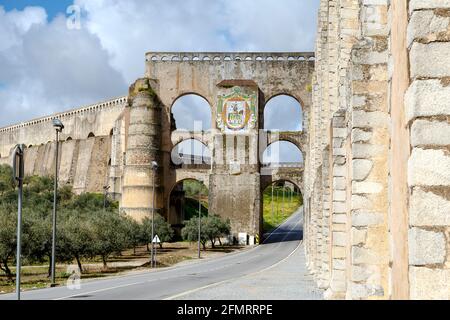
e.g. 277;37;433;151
198;185;202;259
51;119;64;287
150;161;158;268
271;184;274;223
12;144;25;300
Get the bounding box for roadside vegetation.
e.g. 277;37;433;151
262;185;303;233
0;164;237;294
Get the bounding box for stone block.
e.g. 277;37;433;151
410;188;450;227
410;0;450;11
333;177;346;190
352;129;372;143
409;228;446;265
352;212;384;227
352;181;383;194
333;232;347;247
352;159;373;181
411;120;450;147
352;195;372;210
406;80;450;122
407;10;450;46
352;110;388;129
352;246;379;265
408;148;450;187
410;267;450;300
410;42;450;78
352;143;385;159
352;227;367;246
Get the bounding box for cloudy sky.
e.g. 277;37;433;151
0;0;319;161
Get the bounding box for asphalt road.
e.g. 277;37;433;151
0;209;303;300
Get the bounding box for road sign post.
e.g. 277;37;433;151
152;235;161;267
12;144;25;300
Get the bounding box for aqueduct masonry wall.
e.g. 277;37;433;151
304;0;450;300
0;52;313;243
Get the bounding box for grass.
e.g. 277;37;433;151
263;187;302;232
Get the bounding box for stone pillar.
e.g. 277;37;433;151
209;84;260;239
347;19;390;298
121;78;163;222
405;0;450;300
325;110;349;299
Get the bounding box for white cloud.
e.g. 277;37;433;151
0;6;127;127
0;0;319;127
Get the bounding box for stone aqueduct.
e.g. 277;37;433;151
1;0;450;300
0;51;313;240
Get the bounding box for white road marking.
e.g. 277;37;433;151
164;215;303;300
50;209;303;301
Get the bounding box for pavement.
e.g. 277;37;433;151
175;239;323;300
0;207;322;300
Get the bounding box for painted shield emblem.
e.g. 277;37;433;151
217;86;257;132
223;98;249;130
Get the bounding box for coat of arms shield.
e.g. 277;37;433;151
217;87;257;132
223;98;249;130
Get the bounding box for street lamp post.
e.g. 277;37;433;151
13;144;25;300
271;184;274;223
51;119;64;287
150;161;158;268
198;186;202;259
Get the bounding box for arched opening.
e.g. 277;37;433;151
264;95;303;131
262;180;303;235
171;94;212;131
28;145;33;148
66;137;72;141
168;179;209;238
87;132;95;138
109;129;114;136
171;139;211;167
261;141;303;167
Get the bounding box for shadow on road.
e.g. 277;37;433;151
261;219;304;245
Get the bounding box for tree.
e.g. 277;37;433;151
59;210;95;273
181;215;231;250
203;215;231;248
182;216;208;250
123;217;142;255
0;205;17;280
141;215;174;249
0;165;14;196
91;210;130;269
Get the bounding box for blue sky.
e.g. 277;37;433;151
0;0;73;19
0;0;319;139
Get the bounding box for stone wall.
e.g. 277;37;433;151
0;97;127;194
406;0;450;300
306;0;450;300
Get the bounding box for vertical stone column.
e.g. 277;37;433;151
387;0;410;300
325;110;349;299
347;1;390;296
405;0;450;300
121;78;163;222
317;146;331;289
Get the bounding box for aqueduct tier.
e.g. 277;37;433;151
123;52;314;239
0;52;313;240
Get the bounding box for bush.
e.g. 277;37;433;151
181;215;231;250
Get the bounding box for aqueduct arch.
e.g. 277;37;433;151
119;52;313;239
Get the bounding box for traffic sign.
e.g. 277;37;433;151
152;235;161;244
